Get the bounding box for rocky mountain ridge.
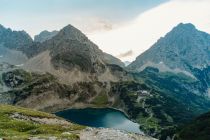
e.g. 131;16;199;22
0;24;33;50
128;23;210;74
34;30;59;43
128;23;210;98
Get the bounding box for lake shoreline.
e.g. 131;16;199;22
53;103;142;131
55;106;143;135
53;103;130;120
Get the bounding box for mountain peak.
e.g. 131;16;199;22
176;23;195;29
170;23;197;35
161;23;199;42
56;24;88;41
128;23;210;72
63;24;77;30
60;24;82;35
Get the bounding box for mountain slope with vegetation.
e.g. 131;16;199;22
175;111;210;140
110;68;210;139
0;104;155;140
0;104;84;140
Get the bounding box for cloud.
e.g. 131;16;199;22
88;0;210;61
117;50;134;59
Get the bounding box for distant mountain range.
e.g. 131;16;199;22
0;23;210;140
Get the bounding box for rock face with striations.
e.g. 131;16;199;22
42;25;106;73
128;23;210;74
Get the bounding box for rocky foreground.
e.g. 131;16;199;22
0;104;156;140
80;128;156;140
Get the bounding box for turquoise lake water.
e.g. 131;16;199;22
56;108;142;134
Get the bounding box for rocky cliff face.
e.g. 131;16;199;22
22;25;129;84
42;25;106;73
0;25;32;65
128;23;210;97
0;24;33;50
128;23;210;73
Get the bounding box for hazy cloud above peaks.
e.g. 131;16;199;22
0;0;167;36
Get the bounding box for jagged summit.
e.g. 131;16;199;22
24;24;125;73
55;24;88;41
160;23;199;43
34;30;58;43
128;23;210;73
174;23;196;30
0;24;33;49
0;24;29;35
62;24;79;31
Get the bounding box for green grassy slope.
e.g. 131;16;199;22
0;104;85;140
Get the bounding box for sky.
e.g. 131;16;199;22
0;0;167;35
1;0;210;61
